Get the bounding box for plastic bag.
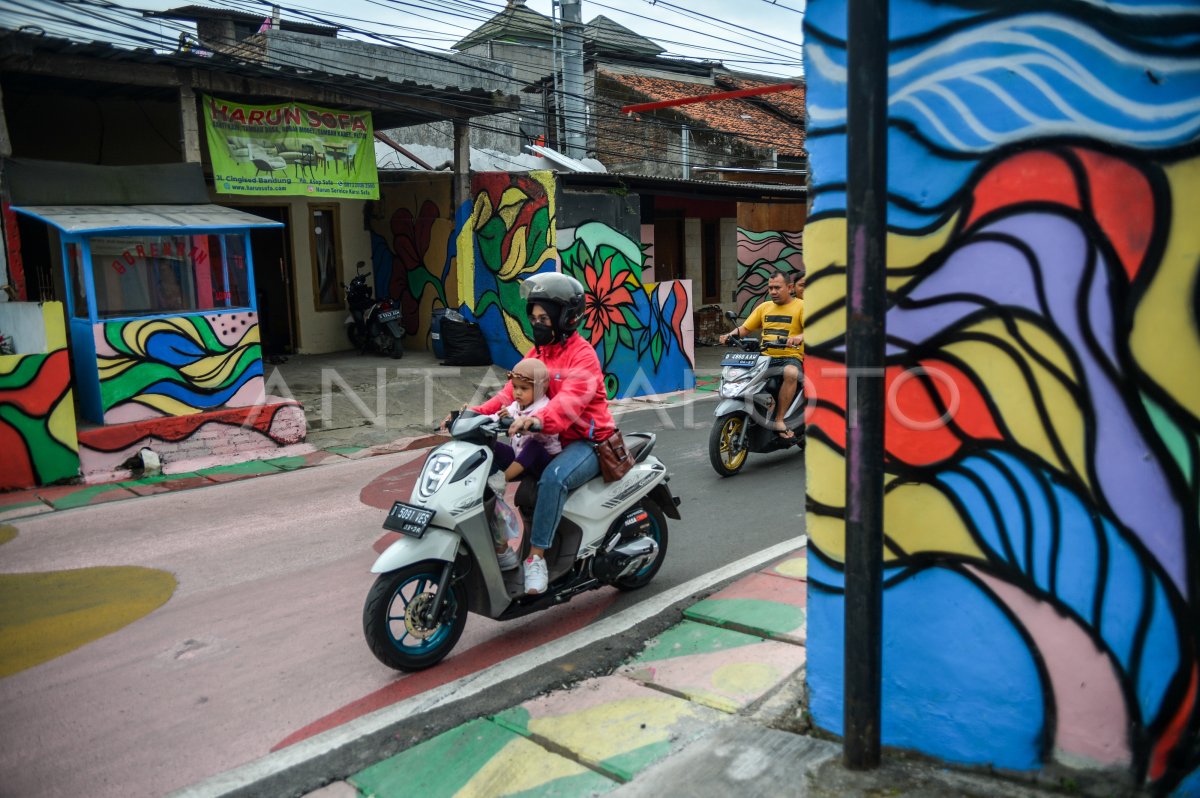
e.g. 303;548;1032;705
490;495;523;548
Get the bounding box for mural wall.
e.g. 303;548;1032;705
558;222;694;399
457;171;558;369
95;313;265;423
802;1;1200;792
367;174;456;349
0;302;79;489
735;228;805;318
369;172;696;397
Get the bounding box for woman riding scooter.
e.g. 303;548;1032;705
466;273;616;595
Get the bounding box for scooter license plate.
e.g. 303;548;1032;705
376;309;403;323
383;501;434;537
721;352;758;367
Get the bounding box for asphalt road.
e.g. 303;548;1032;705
0;398;805;798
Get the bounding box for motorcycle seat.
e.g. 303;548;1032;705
624;432;655;463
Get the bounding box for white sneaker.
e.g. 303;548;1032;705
524;554;548;595
496;546;520;570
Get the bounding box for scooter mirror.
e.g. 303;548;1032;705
725;310;738;322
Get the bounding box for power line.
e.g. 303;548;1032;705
4;0;805;173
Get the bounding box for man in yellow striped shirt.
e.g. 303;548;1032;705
720;271;804;443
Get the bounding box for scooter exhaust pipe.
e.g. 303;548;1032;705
612;537;659;579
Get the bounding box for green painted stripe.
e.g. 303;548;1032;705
627;619;767;665
599;740;673;782
0;352;50;385
195;460;284;477
117;472;204;488
325;445;366;455
42;484;133;511
261;455;308;470
491;705;533;737
506;769;617;798
352;719;513;796
684;598;806;639
348;717;617;798
0;525;16;546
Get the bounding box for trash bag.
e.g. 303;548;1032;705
440;317;492;366
430;307;466;360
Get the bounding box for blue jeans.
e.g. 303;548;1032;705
531;440;599;551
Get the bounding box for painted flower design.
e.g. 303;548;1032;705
581;255;638;347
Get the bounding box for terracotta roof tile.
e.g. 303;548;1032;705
716;75;806;124
601;70;806;157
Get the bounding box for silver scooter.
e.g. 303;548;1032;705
363;411;681;671
709;311;805;476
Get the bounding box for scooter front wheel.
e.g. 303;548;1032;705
363;561;467;671
709;413;749;477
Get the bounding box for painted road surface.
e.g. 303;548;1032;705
0;401;804;797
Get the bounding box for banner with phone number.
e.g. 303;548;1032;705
203;95;379;199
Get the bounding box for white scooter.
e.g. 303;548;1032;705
709;311;806;477
363;411;681;671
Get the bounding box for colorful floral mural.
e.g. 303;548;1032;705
368;176;456;347
803;1;1200;791
559;222;694;399
95;313;264;423
457;171;558;368
0;303;78;489
369;173;695;397
735;228;804;319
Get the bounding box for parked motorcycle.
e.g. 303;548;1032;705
363;411;680;671
709;311;805;477
345;267;404;359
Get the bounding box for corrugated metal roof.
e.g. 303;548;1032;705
11;205;284;234
559;172;806;201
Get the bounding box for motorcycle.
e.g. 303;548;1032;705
345;267;404;359
709;311;805;477
363;411;681;671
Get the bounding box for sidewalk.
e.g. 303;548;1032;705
302;547;1075;798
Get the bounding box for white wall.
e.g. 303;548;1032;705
720;217;739;309
0;301;48;354
215;195;371;355
292;200;372;354
684;217;702;289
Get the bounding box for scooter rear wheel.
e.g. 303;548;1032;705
363;561;467;671
709;414;749;477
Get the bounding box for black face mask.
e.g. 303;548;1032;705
531;322;556;346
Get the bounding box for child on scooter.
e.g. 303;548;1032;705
488;357;562;481
486;357;561;570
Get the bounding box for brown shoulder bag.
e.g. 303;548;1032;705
594;430;633;482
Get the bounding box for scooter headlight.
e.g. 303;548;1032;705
720;380;751;398
722;365;754;382
418;453;455;498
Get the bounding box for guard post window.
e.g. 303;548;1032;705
310;206;342;310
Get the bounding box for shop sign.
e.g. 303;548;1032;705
203;95;379;199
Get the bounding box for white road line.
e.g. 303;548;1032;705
171;534;807;797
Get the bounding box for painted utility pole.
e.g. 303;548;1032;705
843;0;888;770
559;0;586;159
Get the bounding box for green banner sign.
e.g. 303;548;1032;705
203;95;379;199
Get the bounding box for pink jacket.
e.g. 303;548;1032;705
472;334;616;444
